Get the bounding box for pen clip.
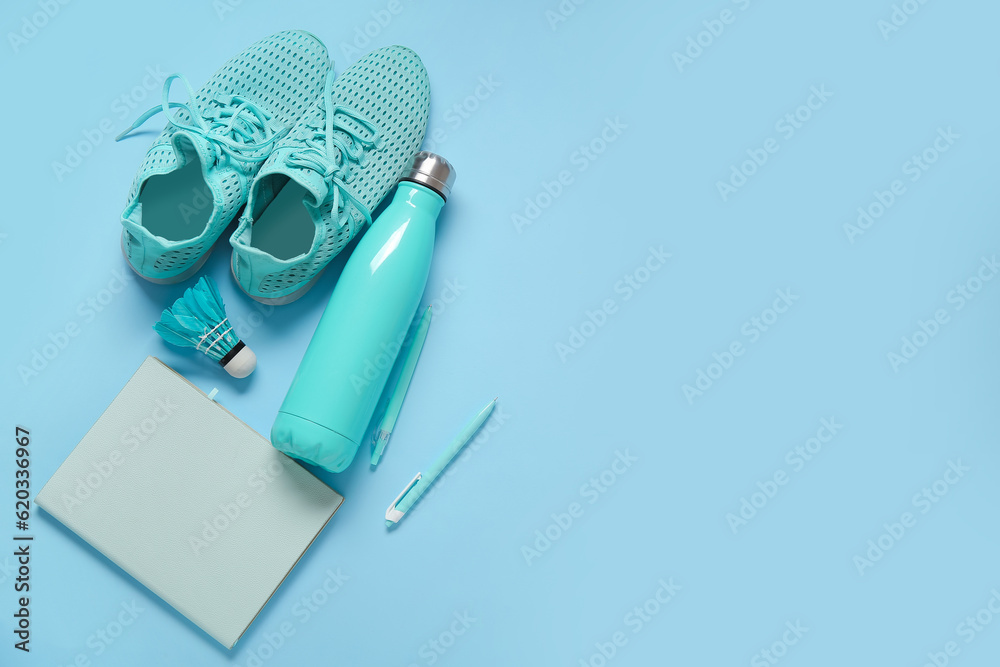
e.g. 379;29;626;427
385;472;422;522
371;428;391;466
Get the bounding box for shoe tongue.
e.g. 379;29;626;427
273;156;330;208
258;146;361;215
167;130;257;225
169;130;216;172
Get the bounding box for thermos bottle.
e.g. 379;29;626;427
271;152;456;472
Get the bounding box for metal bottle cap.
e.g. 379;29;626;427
402;151;456;200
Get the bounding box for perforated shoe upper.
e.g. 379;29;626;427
120;31;331;282
230;45;431;301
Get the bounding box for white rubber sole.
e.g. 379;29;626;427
230;254;324;306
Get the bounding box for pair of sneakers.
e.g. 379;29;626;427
118;30;431;304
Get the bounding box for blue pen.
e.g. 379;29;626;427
371;306;433;466
385;398;497;527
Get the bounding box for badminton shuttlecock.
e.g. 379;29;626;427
153;276;257;378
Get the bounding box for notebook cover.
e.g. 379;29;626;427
36;356;344;649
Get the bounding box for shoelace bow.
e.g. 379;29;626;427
116;73;286;168
286;72;383;232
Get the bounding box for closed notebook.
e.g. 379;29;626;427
36;356;343;649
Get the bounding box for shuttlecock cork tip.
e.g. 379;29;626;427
221;342;256;378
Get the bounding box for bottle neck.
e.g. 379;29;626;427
393;181;445;216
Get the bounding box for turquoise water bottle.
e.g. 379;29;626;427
271;152;456;472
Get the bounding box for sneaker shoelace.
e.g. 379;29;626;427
115;73;286;169
286;72;383;235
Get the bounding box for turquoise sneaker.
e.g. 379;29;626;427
118;31;331;284
230;45;431;304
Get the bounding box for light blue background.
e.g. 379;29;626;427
2;0;999;665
